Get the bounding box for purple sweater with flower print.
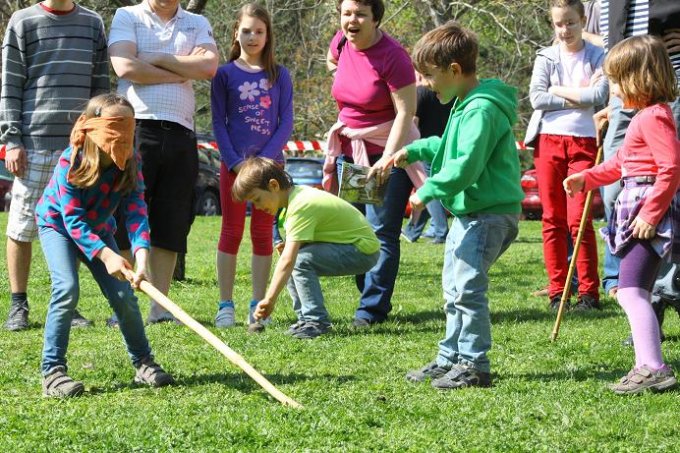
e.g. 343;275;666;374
35;147;150;260
210;61;294;171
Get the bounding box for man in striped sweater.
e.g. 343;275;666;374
0;0;109;331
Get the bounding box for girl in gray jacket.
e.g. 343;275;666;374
524;0;609;311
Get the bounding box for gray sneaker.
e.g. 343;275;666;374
215;303;235;328
431;364;492;390
285;320;306;335
406;361;450;383
291;321;331;339
71;310;93;328
42;366;85;398
610;365;677;395
134;357;175;387
5;300;29;331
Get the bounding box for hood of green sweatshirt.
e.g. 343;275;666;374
455;79;518;125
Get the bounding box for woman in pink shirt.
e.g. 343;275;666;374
564;36;680;394
323;0;419;328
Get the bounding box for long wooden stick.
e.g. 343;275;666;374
550;141;605;342
137;279;303;408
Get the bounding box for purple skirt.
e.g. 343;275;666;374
602;178;680;263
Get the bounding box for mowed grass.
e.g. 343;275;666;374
0;213;678;451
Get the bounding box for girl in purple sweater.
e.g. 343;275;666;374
37;94;173;397
210;3;294;329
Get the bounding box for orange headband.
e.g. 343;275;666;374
69;115;136;170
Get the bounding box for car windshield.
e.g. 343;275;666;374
286;160;322;179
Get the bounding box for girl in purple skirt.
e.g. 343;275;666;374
564;35;680;394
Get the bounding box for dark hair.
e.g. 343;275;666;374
229;3;279;83
232;157;293;202
604;35;679;109
336;0;385;26
411;21;479;75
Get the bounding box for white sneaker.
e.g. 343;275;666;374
248;301;271;325
215;303;236;328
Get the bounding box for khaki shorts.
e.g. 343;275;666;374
7;149;61;242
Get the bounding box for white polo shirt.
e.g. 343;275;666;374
108;1;216;131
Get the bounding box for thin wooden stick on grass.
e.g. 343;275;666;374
132;276;302;408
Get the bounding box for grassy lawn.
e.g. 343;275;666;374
0;213;678;451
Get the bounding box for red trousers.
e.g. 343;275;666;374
534;134;600;299
218;163;273;256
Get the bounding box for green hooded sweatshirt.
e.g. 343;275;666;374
406;79;524;216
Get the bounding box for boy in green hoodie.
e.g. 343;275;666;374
394;21;524;390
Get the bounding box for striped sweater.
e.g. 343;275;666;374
0;4;109;152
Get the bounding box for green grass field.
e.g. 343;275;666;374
0;214;678;451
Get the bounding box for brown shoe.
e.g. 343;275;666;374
43;366;84;398
610;365;677;394
134;356;175;387
532;287;549;297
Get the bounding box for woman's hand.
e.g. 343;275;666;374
367;154;394;186
409;192;425;212
631;216;656;240
392;149;409;168
563;173;585;197
593;106;610;146
663;29;680;54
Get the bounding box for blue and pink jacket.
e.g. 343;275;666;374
35;147;150;260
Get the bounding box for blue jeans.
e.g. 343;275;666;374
402;162;449;241
437;214;519;373
287;243;379;324
600;96;633;293
337;156;413;322
40;227;151;375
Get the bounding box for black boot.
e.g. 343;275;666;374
622;299;666;347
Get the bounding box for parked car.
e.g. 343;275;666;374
0;146;13;212
285;156;324;189
521;168;605;220
194;135;222;216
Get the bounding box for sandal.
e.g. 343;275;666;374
42;366;84;398
134;357;175;387
610;365;677;395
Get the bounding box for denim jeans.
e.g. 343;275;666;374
40;227;151;375
287;243;379;324
600;96;632;293
402;162;449;242
650;96;680;304
337;155;413;322
436;213;519;373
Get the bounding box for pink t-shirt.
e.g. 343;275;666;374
584;104;680;225
330;30;415;155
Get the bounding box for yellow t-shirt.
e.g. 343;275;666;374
283;186;380;255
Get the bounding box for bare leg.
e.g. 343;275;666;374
147;246;177;320
251;254;272;301
7;238;32;293
216;251;237;301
